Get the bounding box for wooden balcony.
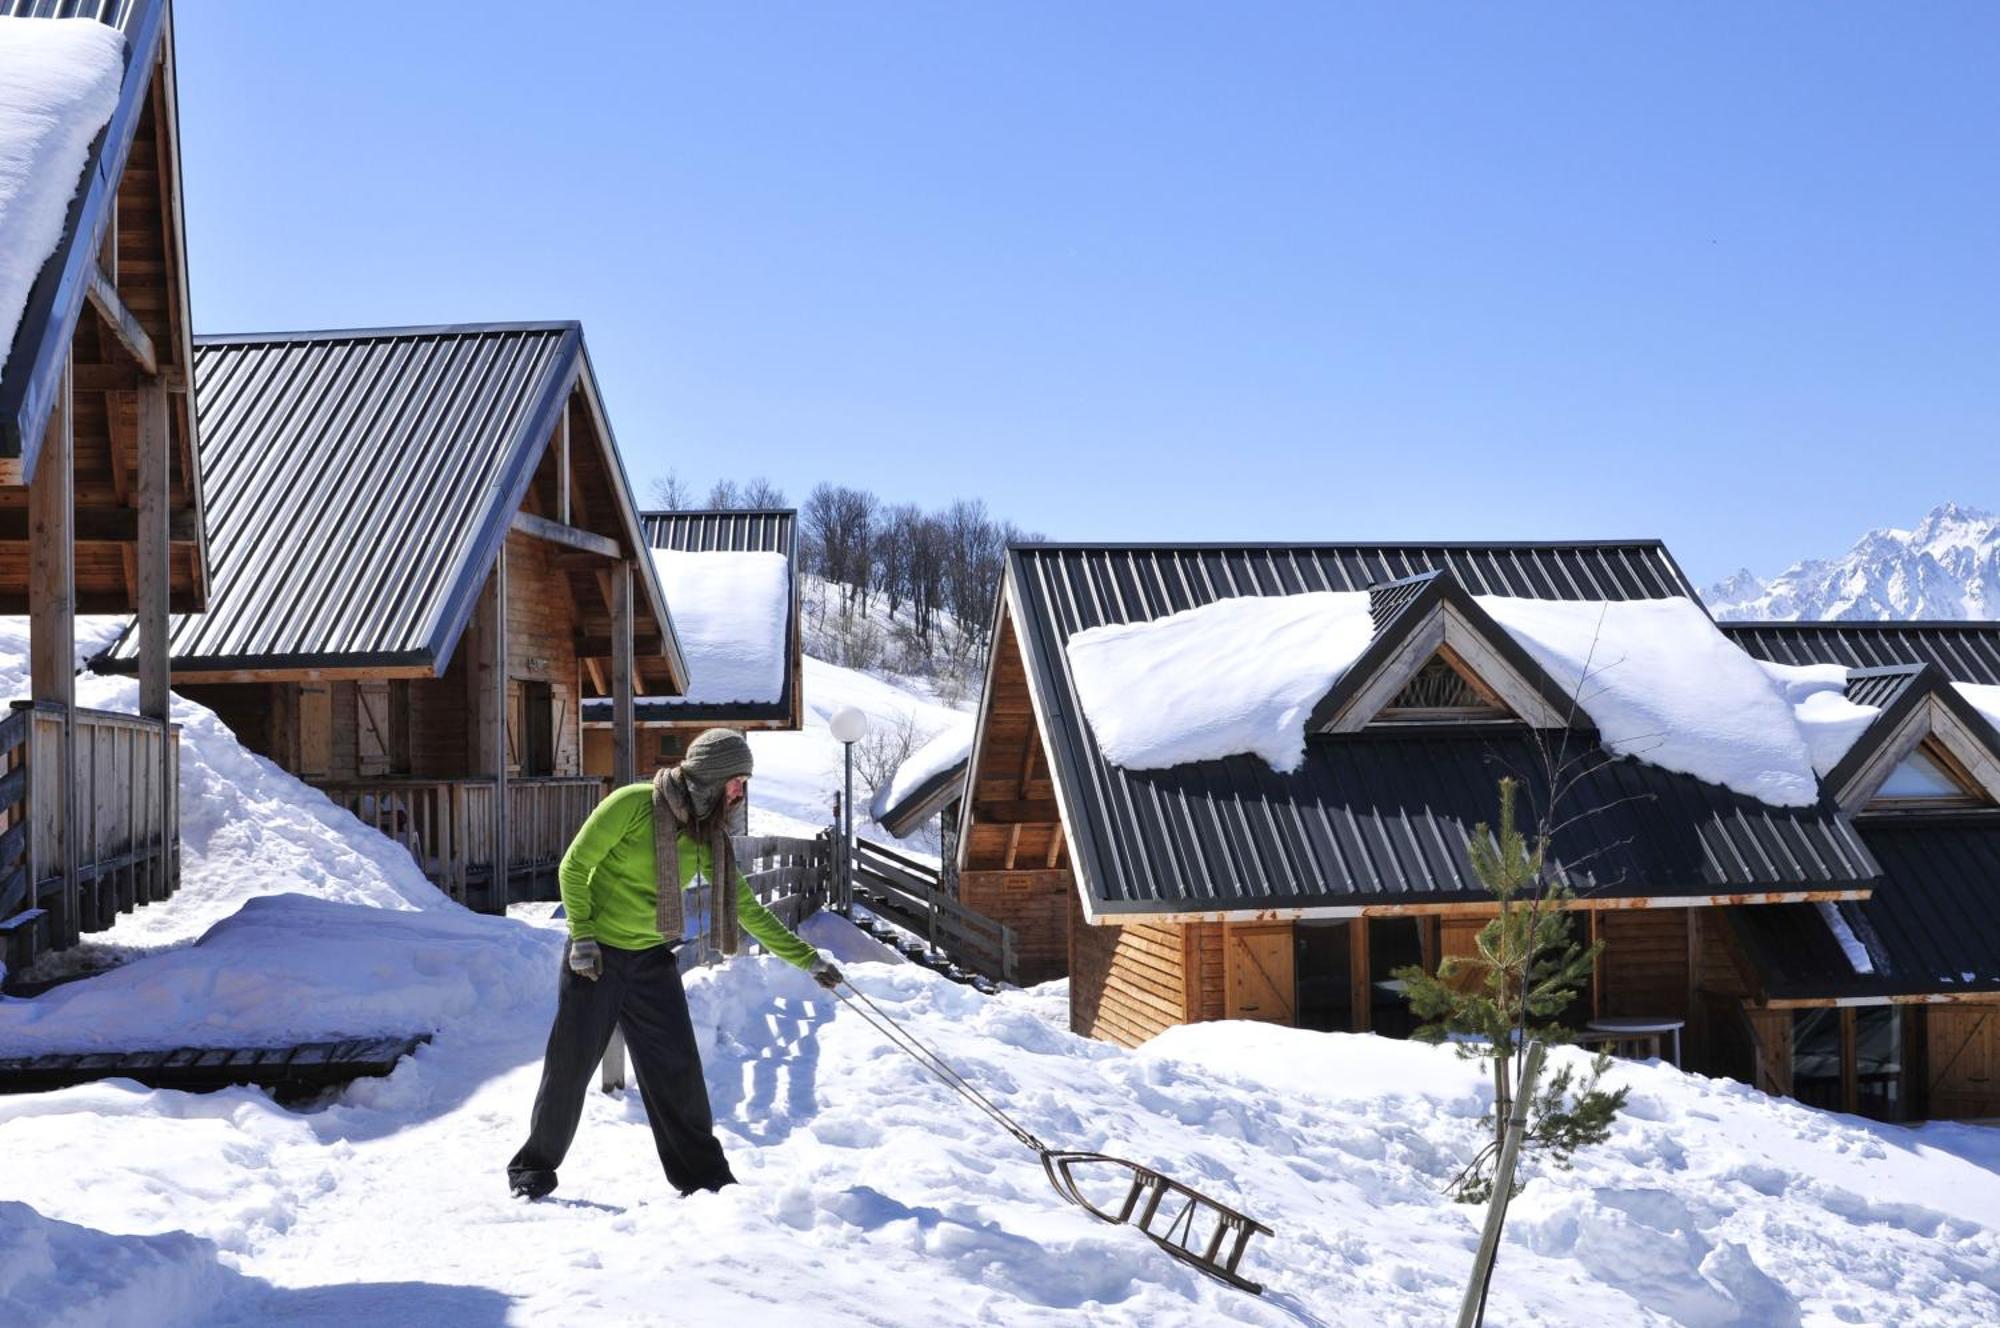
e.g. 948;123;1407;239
0;701;180;974
318;776;609;907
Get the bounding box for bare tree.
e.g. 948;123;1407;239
740;476;787;508
649;470;693;509
706;478;742;509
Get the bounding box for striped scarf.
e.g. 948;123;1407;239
651;767;739;956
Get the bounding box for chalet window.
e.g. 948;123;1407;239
656;733;684;762
520;681;555;777
1373;652;1511;725
1790;1009;1842;1110
1791;1007;1905;1121
1366;919;1425;1039
1866;738;1987;811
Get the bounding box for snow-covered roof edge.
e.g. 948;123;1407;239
0;0;164;476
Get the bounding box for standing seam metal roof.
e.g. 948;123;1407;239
996;543;1874;918
1728;814;2000;999
103;324;681;678
1724;622;2000;685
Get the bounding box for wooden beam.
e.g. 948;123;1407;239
1003;823;1022;870
1350;917;1372;1034
612;560;634;785
68;362;189;395
86;263;157;376
137;382;172;910
510;510;619;560
492;547;509;912
30;360;76;947
0;508;201;543
1043;828;1064;870
556;404;571;526
582;655;607;695
973;798;1061;825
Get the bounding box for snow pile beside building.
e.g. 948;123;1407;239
1066;591;1374;772
1475;596;1823;807
870;714;973;823
1758;660;1881;775
0;17;125;380
653;549;790;704
3;928;1999;1325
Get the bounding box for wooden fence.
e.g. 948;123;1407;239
852;837;1017;983
0;701;180;973
320;776;608;905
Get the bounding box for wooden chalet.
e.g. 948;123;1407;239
951;541;2000;1122
582;507;803;775
1720;622;2000;1119
0;0;208;972
97;322;686;910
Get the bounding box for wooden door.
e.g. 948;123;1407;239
1225;924;1295;1025
356;681;392;778
1928;1007;2000;1119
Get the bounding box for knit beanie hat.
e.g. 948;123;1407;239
680;728;754;818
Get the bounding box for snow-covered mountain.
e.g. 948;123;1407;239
1705;503;2000;621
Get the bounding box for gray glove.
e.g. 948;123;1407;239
568;937;602;981
810;957;843;991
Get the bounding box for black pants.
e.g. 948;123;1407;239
508;941;736;1197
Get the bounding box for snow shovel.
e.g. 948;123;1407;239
829;981;1276;1295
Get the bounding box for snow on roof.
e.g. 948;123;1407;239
1065;591;1374;773
1758;660;1881;775
871;715;973;824
652;548;789;705
1476;596;1822;807
0;18;125;382
1956;681;2000;733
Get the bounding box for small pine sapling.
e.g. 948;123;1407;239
1395;776;1628;1202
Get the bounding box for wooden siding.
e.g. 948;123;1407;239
501;530;583;777
1597;909;1693;1021
1188;922;1226;1021
1069;888;1189;1047
1927;1006;2000;1119
959;867;1071;983
961;612;1066;874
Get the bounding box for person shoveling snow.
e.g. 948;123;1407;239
507;729;841;1201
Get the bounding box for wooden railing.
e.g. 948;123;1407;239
319;776;608;906
738;833;833;935
0;701;179;973
852;836;1017;984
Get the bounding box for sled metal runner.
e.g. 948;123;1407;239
831;982;1275;1294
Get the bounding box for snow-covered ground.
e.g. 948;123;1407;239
3;631;1998;1325
5;909;2000;1326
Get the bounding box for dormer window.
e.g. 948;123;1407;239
1372;651;1513;725
1866;738;1988;811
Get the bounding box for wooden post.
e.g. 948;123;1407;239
30;362;76;946
612;559;634;785
136;381;171;906
1349;917;1372;1034
1840;1007;1859;1115
492;548;509;911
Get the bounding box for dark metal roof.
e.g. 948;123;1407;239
1725;622;2000;685
100;323;683;680
589;508;801;727
876;757;969;840
999;542;1873;919
0;0;167;470
1841;664;1928;711
1729;814;2000;999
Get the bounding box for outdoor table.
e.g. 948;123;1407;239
1585;1016;1685;1066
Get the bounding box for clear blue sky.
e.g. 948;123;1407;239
172;3;1999;586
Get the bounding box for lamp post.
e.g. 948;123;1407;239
829;707;870;911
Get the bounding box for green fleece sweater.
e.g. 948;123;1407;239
557;783;818;970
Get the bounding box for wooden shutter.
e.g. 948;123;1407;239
297;683;332;779
1225;924;1295;1024
356;681;391;777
